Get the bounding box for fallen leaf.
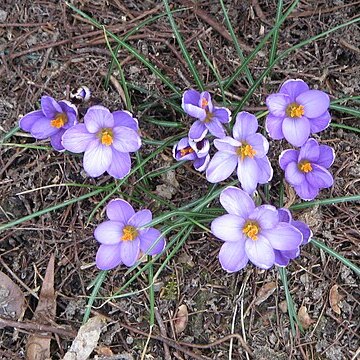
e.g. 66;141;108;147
0;271;26;327
174;304;188;334
297;305;315;329
26;254;56;360
62;315;105;360
329;284;343;315
95;346;113;356
255;281;277;306
279;300;288;314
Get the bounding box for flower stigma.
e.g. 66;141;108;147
121;225;138;241
236;144;256;160
242;221;260;241
286;103;305;118
298;160;313;173
180;147;194;157
99;128;114;146
201;98;208;109
51;113;68;128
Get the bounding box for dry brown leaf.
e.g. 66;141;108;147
26;254;56;360
0;271;26;328
297;305;315;329
62;315;105;360
329;284;343;315
255;281;277;306
174;304;188;334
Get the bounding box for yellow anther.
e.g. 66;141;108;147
100;129;113;146
121;225;138;242
51;113;68;128
299;161;313;173
201;98;208;108
242;222;260;241
180;147;194;157
286;103;305;118
237;144;257;160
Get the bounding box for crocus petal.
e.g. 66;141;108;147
292;220;312;245
61;124;96;153
112;126;141;152
188;120;208;141
189;138;210;158
299;138;320;162
41;96;62;119
233;111;258;140
128;209;152;228
19;110;46;132
278;208;292;223
279;149;299;170
213;137;239;154
237;157;259;194
265;114;284;140
199;91;213;112
96;244;122;270
183;104;206;120
112;110;139;131
309;111;331;133
249;205;278;229
59;100;78;129
120;238;140;267
139;228;165;255
280;79;309;101
306;164;333;189
182;89;200;107
266;93;290;117
83;141;112;177
274;250;291;267
293;182;319;201
94;220;124;245
205;117;226;138
106;199;135;222
317;145;335;168
212;107;231;124
211;214;245;242
107;150;131;179
193;155;210;172
84;105;114;133
206;152;237;183
262;223;302;250
30;117;59;139
284;161;305;186
219;241;248;273
255;156;273;184
219;186;255;218
282;117;310;147
50;129;65;151
245;236;275;269
296;90;330;118
246;133;269;158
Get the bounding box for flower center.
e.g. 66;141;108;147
298;160;313;173
121;225;138;242
236;143;256;160
51;113;68;128
204;110;213;123
180;146;194;157
242;221;260;241
201;98;208;109
286;103;305;118
99;128;113;146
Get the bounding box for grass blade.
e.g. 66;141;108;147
269;0;283;65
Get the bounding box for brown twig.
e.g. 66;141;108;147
154;308;172;360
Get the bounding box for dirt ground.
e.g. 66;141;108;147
0;1;359;359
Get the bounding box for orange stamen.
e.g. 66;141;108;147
180;147;194;157
51;113;68;128
121;225;138;242
237;144;257;160
243;222;260;241
201;98;208;108
286;103;305;118
100;129;113;146
299;161;313;173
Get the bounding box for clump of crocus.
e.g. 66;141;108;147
94;199;165;270
279;138;334;200
206;111;272;194
266;79;330;147
173;137;210;171
182;89;231;140
19;95;78;151
61;105;141;179
274;208;312;267
211;187;303;271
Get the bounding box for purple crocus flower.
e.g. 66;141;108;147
94;199;165;270
279;138;334;201
206;111;273;194
266;79;330;147
61;105;141;179
173;137;210;171
182;89;231;141
211;187;303;271
274;208;312;267
19;95;78;151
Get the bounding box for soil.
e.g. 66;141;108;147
0;1;359;359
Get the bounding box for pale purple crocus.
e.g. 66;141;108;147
94;199;165;270
211;187;303;271
173;137;210;171
19;95;78;151
182;89;231;141
61;105;141;179
274;208;312;267
206;111;273;194
266;79;331;147
279;138;335;201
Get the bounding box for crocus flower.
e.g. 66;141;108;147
279;138;334;200
266;79;330;147
274;208;312;267
62;105;141;179
206;111;273;194
19;95;78;151
94;199;165;270
182;89;231;140
173;137;210;171
70;86;91;102
211;187;303;271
